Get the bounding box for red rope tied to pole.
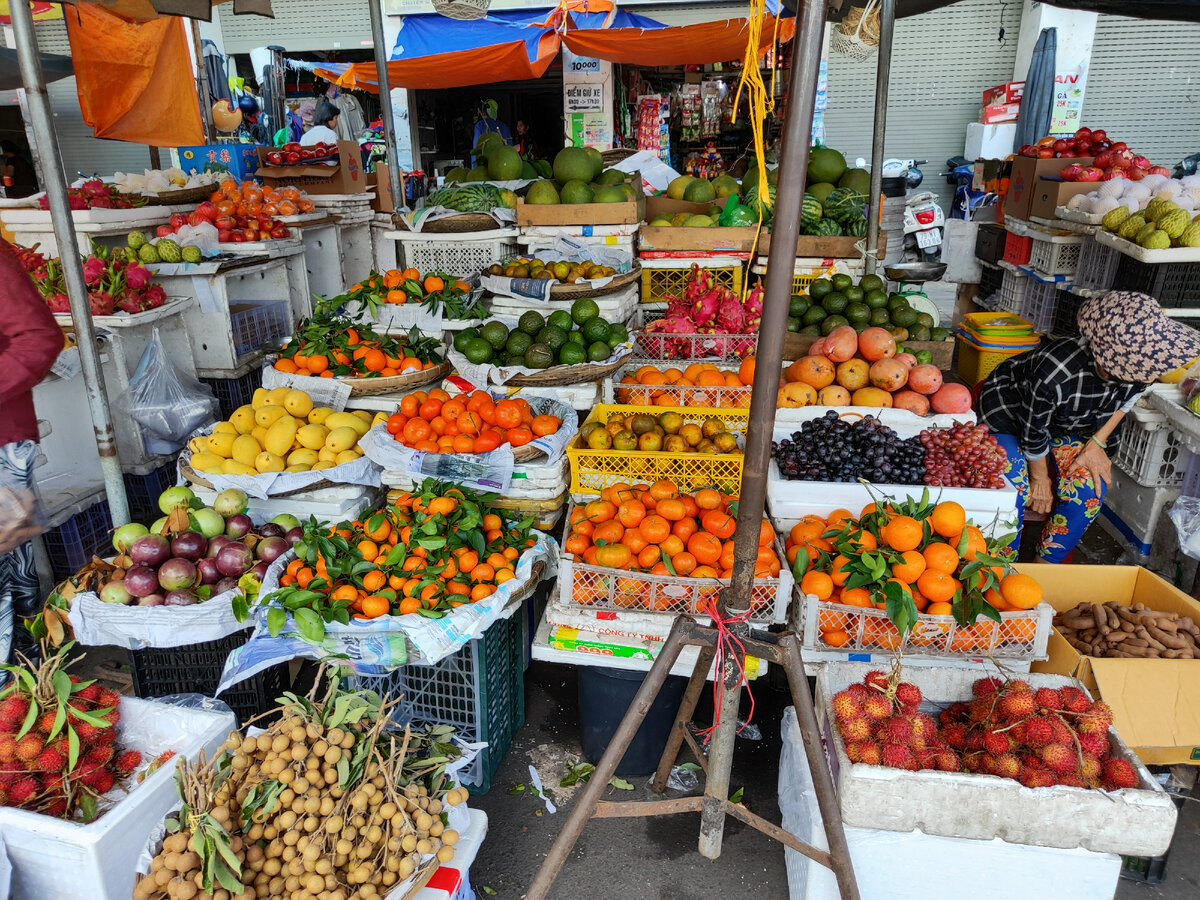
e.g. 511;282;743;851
696;597;755;742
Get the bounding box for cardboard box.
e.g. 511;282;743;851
255;141;366;195
1004;156;1092;220
175;143;262;181
639;195;761;252
783;332;953;369
368;168;397;213
1026;564;1200;765
1028;178;1098;221
981;102;1021;124
965;122;1017;161
516;191;644;227
983;81;1025;106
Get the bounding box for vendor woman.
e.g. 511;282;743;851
978;291;1200;563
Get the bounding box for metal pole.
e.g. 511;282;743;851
700;0;828;859
191;20;215;143
368;0;405;217
10;0;130;527
864;0;895;275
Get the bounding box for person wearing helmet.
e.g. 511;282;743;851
234;94;269;144
301;100;340;147
472;99;511;162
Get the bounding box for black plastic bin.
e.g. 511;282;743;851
578;665;687;777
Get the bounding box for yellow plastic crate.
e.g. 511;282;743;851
956;334;1038;387
567;403;749;495
751;260;861;297
640;262;743;304
608;360;753;409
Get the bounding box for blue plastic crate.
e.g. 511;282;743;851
122;458;180;523
41;500;113;580
200;367;263;419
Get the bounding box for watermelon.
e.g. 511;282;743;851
812;218;843;237
824;187;867;226
744;182;776;224
843;216;868;238
800;193;822;231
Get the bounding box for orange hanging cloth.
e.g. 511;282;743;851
65;4;203;147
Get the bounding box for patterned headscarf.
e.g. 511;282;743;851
1076;291;1200;383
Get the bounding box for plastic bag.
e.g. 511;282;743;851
1169;495;1200;560
0;466;43;557
119;327;218;448
1181;356;1200;408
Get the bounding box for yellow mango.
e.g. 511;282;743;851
255;451;286;474
324;425;359;453
229;405;257;435
308;407;335;425
264;416;299;457
283;389;313;418
187;436;207;455
317;447;339;463
371;411;388;428
265;386;291;407
335;449;361;465
251;387;269;409
284;464;311;473
351;409;373;423
207;431;236;458
213;422;237;436
287;448;319;467
296;424;329;450
189;452;224;472
311;460;338;470
251;425;269;446
326;412;369;437
231;434;262;467
221;459;258;476
255;405;288;428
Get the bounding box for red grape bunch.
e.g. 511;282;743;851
920;423;1008;489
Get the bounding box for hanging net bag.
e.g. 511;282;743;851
432;0;491;20
831;1;881;61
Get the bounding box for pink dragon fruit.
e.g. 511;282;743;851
78;180;110;201
693;288;721;327
143;284;166;308
81;256;106;286
125;264;151;290
46;293;70;314
716;294;747;333
88;291;114;316
89;197;114;209
67;194;88;210
743;284;764;333
118;293;147;314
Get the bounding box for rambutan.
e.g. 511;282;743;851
96;688;120;710
42;773;65;794
1033;687;1063;711
1077;732;1108;757
844;741;863;763
8;776;39;806
1009;720;1028;744
832;690;863;721
861;694;892;722
880;744;914;770
863;671;889;692
32;748;65;773
942;722;968;750
0;694;29;730
35;711;57;735
982;729;1012;756
894;682;922;709
100;708;119;726
81;768;114;794
1018;767;1056;789
0;768;20;786
0;737;16;764
84;744;114;768
1040;743;1080;775
939;702;969;725
880;716;914;745
1101;758;1138;790
967;697;994;724
76;683;101;703
43;798;67;817
1057;774;1086;788
993;753;1021;779
93;725;117;745
973;677;1004;697
1008;680;1032;694
857;742;882;766
73;722;101;746
14;734;43;763
1024;716;1057;747
1077;702;1114;735
1080;753;1102;780
847;683;870;698
998;691;1036;721
933;750;961;772
1059;686;1090;713
979;754;998;775
965;730;986;752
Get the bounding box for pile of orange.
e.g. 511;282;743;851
614;357;756;408
273;483;538;625
209;178;314;218
386;388;562;454
274;325;440;379
564;479;779;583
785;500;1043;652
359;268;471;306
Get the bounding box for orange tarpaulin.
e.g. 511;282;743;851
562;16;794;66
65;3;203;147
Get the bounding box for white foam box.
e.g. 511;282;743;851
405;807;488;900
965;122;1017;161
188;482;384;524
1097;464;1180;557
779;707;1121;900
813;661;1177;856
0;697;235;900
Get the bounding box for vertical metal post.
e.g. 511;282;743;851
864;0;896;275
10;0;129;527
149;146;161;169
700;0;829;859
191;20;215;143
369;0;405;216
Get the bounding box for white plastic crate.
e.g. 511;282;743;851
390;228;520;280
995;262;1028;314
1073;235;1119;291
604;358;752;408
1018;270;1059;334
0;697;235;900
1113;404;1192;487
1028;232;1083;276
813;662;1178;856
1098;464;1180;557
489;282;638;328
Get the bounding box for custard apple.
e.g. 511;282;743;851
1118;214;1147;241
1136;222;1159;245
1141;229;1171;251
1161;209;1190;240
1101;206;1131;232
1181;223;1200;248
181;245;202;264
127;231;148;250
156;239;182;263
137;243;159;263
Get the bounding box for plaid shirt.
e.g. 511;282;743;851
978;337;1145;460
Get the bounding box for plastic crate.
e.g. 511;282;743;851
122;458;179;522
1018;272;1058;333
632;328;758;361
1028;232;1083;276
1051;288;1083;337
127;630;290;725
974;224;1007;265
606;359;753;408
639;260;742;304
349;611;525;794
995;265;1029;314
956;332;1038;387
397;230;520;280
567;403;749;496
41;499;113;580
1097;466;1179;557
230;301;290;356
1113;255;1200;307
977;263;1004;308
200;366;264;419
752;258;865;297
1001;232;1033;266
1113;405;1192;487
1073;236;1120;291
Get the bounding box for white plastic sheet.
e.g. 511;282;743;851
67;587;250;650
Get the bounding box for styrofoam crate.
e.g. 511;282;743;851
188;483;384;524
1073;235;1120;291
813;662;1178;857
408;808;488;900
391;229;520;280
372;216;400;273
1028;232;1083;276
297;221;344;300
1113;405;1192;487
1098;465;1180;556
0;697;235;900
339;219;374;287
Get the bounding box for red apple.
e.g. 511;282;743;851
217;229;232;242
1128;167;1148;181
156;225;174;237
229;232;246;242
195;201;218;221
283;142;300;153
1110;141;1126;152
284;152;300;165
1074;127;1093;142
214;214;235;230
1076;139;1092;154
1091;130;1108;142
271;224;290;239
187;211;207;228
1093;150;1114;168
1060;163;1084;181
1092;140;1111;152
1019;144;1038;158
1054;139;1071;153
1102;170;1126;180
244;228;259;242
1077;167;1104;182
265;151;284;166
1131;155;1152;170
169;213;188;229
1038;147;1055;159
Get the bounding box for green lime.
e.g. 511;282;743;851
464;338;494;364
800;323;822;336
868;307;892;326
581;316;611;344
518;310;546;336
537;324;569;351
822;292;848;314
571;297;600;325
452;329;478;354
567;331;586;346
558;342;586;366
506;353;526;367
830;273;853;292
802;305;827;326
853;321;869;333
914;311;935;329
480;320;510;349
789;295;809;318
523;343;555;369
606;323;629;346
891;306;918;328
821;314;849;335
506;330;534;357
909;325;932;341
845;302;870;324
930;326;950;342
807;278;833;301
587;340;612;362
864;289;889;309
844;285;864;304
548;310;574;332
859;273;884;293
787;317;801;332
914;349;934;365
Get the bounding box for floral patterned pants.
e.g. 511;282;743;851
995;432;1104;563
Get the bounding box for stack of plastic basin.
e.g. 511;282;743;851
956;312;1041;386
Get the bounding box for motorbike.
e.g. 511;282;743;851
887;159;945;263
